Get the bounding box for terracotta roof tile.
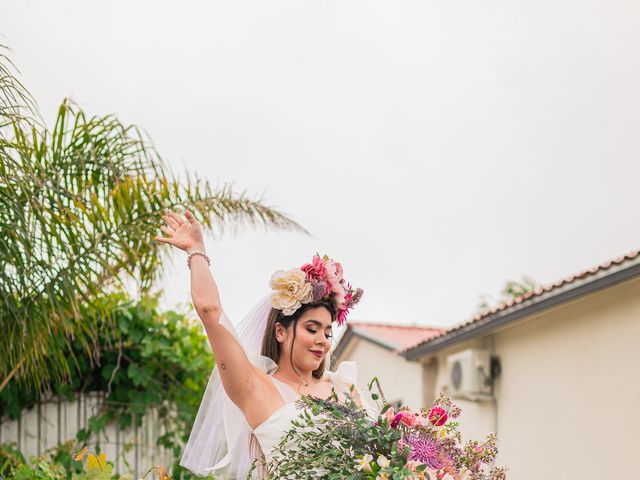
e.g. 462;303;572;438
348;322;445;352
400;248;640;354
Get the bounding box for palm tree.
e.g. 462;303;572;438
0;45;307;394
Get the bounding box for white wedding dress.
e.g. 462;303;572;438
180;301;378;479
253;364;364;467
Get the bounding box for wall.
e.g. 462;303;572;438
0;393;173;477
421;277;640;480
336;337;424;409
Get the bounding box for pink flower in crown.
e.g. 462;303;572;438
301;256;332;295
333;286;348;309
301;255;328;281
343;291;353;306
325;259;344;291
337;308;349;326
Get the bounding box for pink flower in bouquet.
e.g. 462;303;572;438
391;412;404;428
415;414;430;429
401;434;445;470
428;406;448;426
400;410;418;428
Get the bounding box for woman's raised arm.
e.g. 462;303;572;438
155;210;259;408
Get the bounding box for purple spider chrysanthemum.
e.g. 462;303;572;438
401;434;445;470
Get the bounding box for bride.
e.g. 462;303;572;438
155;210;370;479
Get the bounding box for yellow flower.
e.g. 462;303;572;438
86;452;107;470
376;473;390;480
438;427;447;439
270;268;313;315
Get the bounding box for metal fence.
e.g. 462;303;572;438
0;392;174;477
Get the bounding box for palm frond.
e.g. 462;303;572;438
0;43;40;133
1;68;308;393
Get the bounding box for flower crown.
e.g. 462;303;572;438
269;254;363;326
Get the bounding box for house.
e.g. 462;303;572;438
332;322;445;409
400;249;640;480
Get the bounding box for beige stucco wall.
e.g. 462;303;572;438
422;277;640;480
335;337;424;409
427;337;497;443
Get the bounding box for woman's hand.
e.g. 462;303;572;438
155;210;206;253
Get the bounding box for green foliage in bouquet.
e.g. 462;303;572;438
264;382;507;480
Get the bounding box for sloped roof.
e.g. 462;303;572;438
333;321;445;359
402;248;640;359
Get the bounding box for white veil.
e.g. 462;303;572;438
180;294;336;478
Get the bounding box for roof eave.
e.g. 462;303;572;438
403;256;640;361
333;327;399;360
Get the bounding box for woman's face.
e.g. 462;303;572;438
279;306;333;372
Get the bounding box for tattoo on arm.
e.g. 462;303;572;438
220;361;227;370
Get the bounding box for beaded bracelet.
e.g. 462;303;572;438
187;251;211;269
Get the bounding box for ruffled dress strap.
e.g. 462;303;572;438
325;361;381;418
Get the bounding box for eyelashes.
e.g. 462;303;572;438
307;329;333;339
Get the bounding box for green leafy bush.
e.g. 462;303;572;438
0;293;213;479
0;442;169;480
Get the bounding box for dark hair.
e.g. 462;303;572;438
261;299;337;379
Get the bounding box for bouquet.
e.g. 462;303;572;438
266;382;507;480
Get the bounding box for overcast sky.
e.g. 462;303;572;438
3;1;640;329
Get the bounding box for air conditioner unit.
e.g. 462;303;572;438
446;349;493;401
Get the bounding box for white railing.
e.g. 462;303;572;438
0;392;174;477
